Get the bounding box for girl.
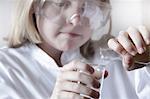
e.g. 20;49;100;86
0;0;149;99
0;0;110;98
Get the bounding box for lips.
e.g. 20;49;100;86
68;32;80;36
60;32;81;38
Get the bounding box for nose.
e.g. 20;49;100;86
68;13;81;26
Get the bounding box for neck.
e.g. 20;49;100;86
37;42;63;67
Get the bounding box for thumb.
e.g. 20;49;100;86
122;54;134;71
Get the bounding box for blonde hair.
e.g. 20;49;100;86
8;0;111;59
8;0;41;47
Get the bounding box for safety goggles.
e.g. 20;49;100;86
37;0;111;30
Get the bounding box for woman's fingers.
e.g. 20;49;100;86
122;53;134;70
59;91;89;99
55;60;103;98
58;91;81;99
108;38;134;69
108;26;150;70
61;60;94;75
108;38;128;56
108;26;149;56
138;25;150;45
117;31;137;55
60;81;100;99
127;27;146;54
60;71;100;89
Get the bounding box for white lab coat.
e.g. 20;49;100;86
0;43;149;99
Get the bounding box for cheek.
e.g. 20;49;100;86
39;19;60;38
38;19;63;46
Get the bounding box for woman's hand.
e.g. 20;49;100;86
108;26;150;70
51;60;106;99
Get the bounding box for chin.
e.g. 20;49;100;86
59;44;79;52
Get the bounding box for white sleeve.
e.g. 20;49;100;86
134;66;150;99
145;65;150;77
0;82;21;99
0;64;21;99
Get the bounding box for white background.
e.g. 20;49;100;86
0;0;16;46
0;0;150;47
